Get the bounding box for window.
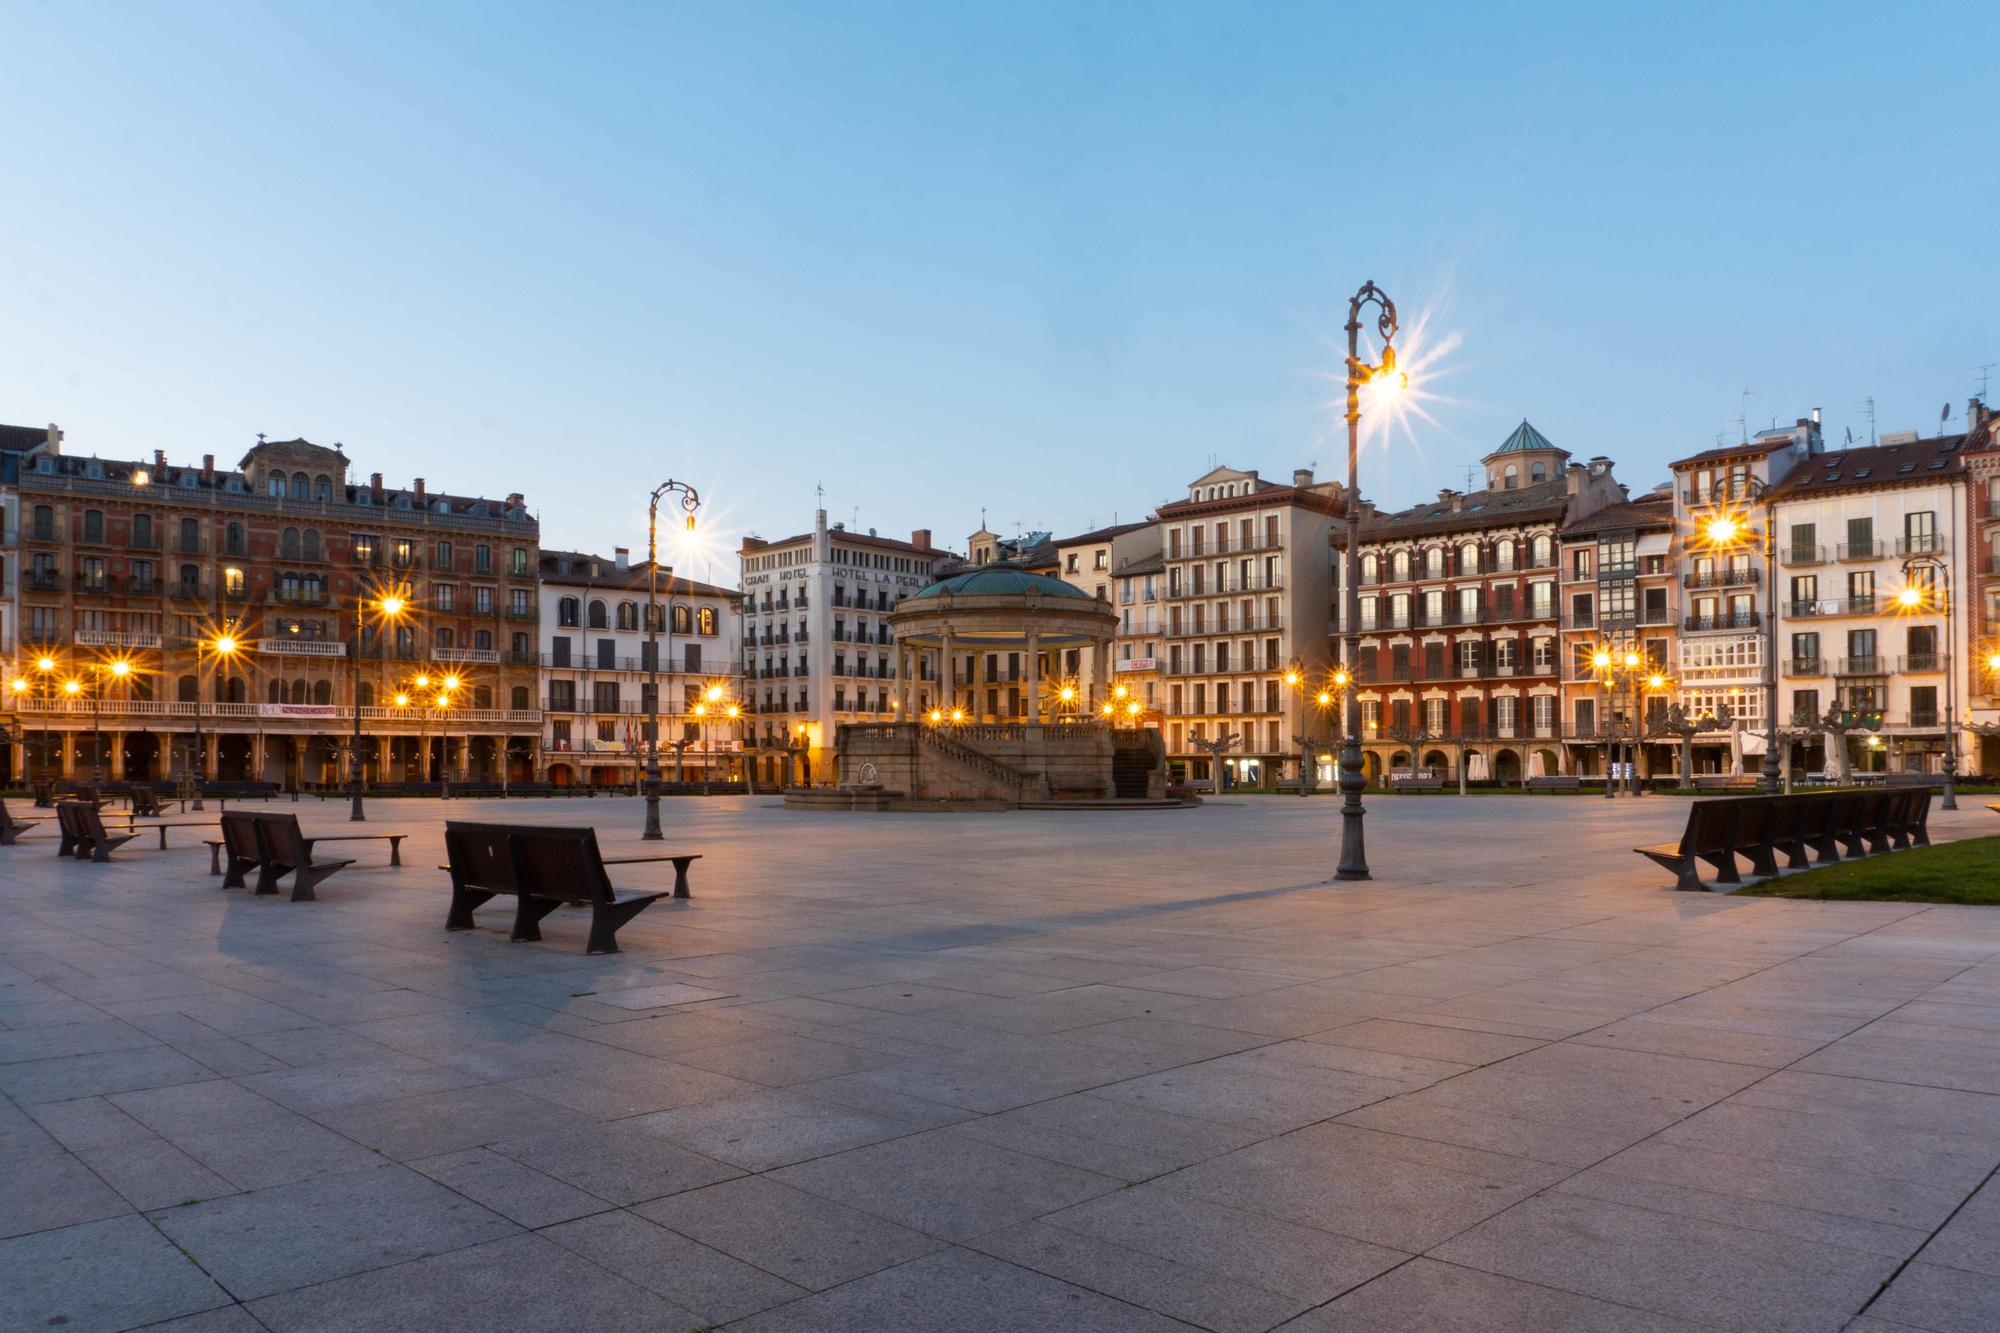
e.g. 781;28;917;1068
557;597;579;627
315;474;332;502
268;470;288;497
616;601;638;631
588;600;607;629
433;584;455;612
475;545;492;573
436;540;453;569
698;607;716;636
1574;697;1596;736
473;587;493;615
512;547;529;574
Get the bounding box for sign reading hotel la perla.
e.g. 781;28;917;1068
260;704;340;718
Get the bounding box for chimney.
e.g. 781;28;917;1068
911;528;931;550
413;477;426;507
1293;468;1314;488
369;472;384;503
153;449;166;470
613;547;629;570
46;423;63;454
505;492;524;509
200;454;215;484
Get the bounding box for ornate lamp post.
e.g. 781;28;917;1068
1338;281;1407;880
1698;504;1781;794
643;479;702;840
191;628;241;812
82;658;134;787
30;653;59;803
1897;558;1958;809
350;590;408;822
1590;647;1652;797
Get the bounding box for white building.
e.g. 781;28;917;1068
538;548;742;788
738;511;956;786
1154;466;1342;786
1768;431;1970;776
1667;418;1824;771
1051;521;1161;721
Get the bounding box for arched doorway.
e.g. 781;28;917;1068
1493;749;1522;785
1362;751;1382;784
1534;748;1561;778
547;762;574;788
217;735;252;781
124;732;161;782
1422;749;1448;776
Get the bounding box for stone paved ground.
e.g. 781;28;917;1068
4;793;2000;1332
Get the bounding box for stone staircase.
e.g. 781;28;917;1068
917;726;1032;801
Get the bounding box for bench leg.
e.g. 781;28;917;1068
1671;856;1704;892
587;896;658;955
1778;840;1811;870
208;844;222;875
156;826;170;850
1747;842;1778;877
446;885;495;931
292;865;341;902
389;837;403;867
510;895;562;942
1911;822;1930;848
255;863;287;896
673;857;693;899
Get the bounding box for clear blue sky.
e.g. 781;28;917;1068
3;1;1992;576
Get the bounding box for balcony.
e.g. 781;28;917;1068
1835;656;1886;676
1682;480;1766;507
26;570;63;592
1900;653;1947;673
256;638;348;658
1836;540;1884;562
505;606;538;621
26;520;66;544
1164;574;1286;599
1895;535;1945;558
75;629;163;650
73;574;118;596
270;586;331;607
1782;657;1826;677
168;581;213;602
1682;568;1759;590
1780;545;1825;567
1684;612;1759;631
1787;597;1878;619
173;532;209;554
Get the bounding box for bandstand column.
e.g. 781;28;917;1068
1025;632;1042;727
940;628;956;714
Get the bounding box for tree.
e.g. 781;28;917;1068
1815;704;1882;783
1647;702;1731;787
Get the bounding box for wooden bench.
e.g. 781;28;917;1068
250;815;354;901
2;796;53;846
205;812;404;888
1635;788;1930;891
1526;776;1581;792
56;801;138;862
443;821;694;954
1693;775;1762;792
1392;775;1444;791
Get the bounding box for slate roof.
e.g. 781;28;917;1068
0;423;51;452
1766;435;1967;500
1053;520;1151;547
539;549;737;598
1561;493;1674;537
1338;477;1570;545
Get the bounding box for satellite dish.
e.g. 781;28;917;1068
1941;403;1953;431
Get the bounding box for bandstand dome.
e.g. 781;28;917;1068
905;565;1095;602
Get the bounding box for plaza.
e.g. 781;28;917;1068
5;794;2000;1331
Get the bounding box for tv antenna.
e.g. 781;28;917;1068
1737;389;1756;444
1977;364;1994;402
1461;465;1479;492
1860;397;1877;445
1939;403;1953;437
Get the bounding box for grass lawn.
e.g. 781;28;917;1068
1737;835;2000;905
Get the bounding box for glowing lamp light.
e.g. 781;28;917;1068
1333;670;1349;688
693;703;706;718
949;708;965;723
132;469;150;487
63;679;81;696
1058;685;1076;703
928;709;943;723
10;677;28;694
1897;586;1924;608
1705;516;1740;545
705;684;724;703
108;659;131;678
414;674;430;689
726;704;740;719
1316;690;1333;706
36;656;57;673
1113;684;1128;700
379;596;407;617
394;693;411;707
1099;702;1113;717
1648;674;1666;690
685;514;697;533
443;674;461;691
1283;669;1301;686
1369;344;1409;398
1988;652;2000;673
1623;652;1641;669
212;635;239;656
1125;701;1141;716
1592;650;1612;670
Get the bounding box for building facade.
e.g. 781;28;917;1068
5;433;541;788
1557;491;1677;776
738;510;955;786
1767;430;1969;777
1155;465;1341;786
1052;521;1162;723
1966;400;2000;776
537;549;742;787
1344;423;1623;784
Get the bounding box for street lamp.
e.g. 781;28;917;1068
350;590;409;822
1701;502;1780;794
1899;557;1958;810
191;628;241;812
24;654;59;802
1338;280;1405;880
644;479;702;840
